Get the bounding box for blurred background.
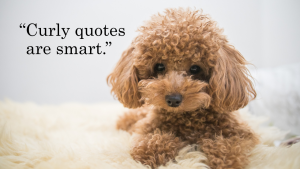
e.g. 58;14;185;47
0;0;299;134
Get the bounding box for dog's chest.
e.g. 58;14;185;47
158;113;219;141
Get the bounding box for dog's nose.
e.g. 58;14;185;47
165;94;182;107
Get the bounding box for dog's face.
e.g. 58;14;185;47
107;8;256;113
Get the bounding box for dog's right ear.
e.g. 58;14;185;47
107;46;142;108
209;44;256;113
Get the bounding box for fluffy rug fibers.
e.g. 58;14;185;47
0;100;299;169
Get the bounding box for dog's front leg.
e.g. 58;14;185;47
199;135;257;169
130;129;187;168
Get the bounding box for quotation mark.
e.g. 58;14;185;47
19;23;26;28
106;41;112;46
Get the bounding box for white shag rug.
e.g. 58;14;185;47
0;100;299;169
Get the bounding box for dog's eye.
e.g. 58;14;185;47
154;63;165;73
190;65;202;74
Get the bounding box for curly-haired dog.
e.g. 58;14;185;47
107;8;259;169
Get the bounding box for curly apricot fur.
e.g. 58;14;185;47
108;8;258;169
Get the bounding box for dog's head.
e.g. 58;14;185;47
107;8;256;113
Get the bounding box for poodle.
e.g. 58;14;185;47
107;8;259;169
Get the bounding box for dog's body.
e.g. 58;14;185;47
117;107;258;169
108;8;259;169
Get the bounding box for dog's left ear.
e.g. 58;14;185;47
107;46;142;108
209;44;256;112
